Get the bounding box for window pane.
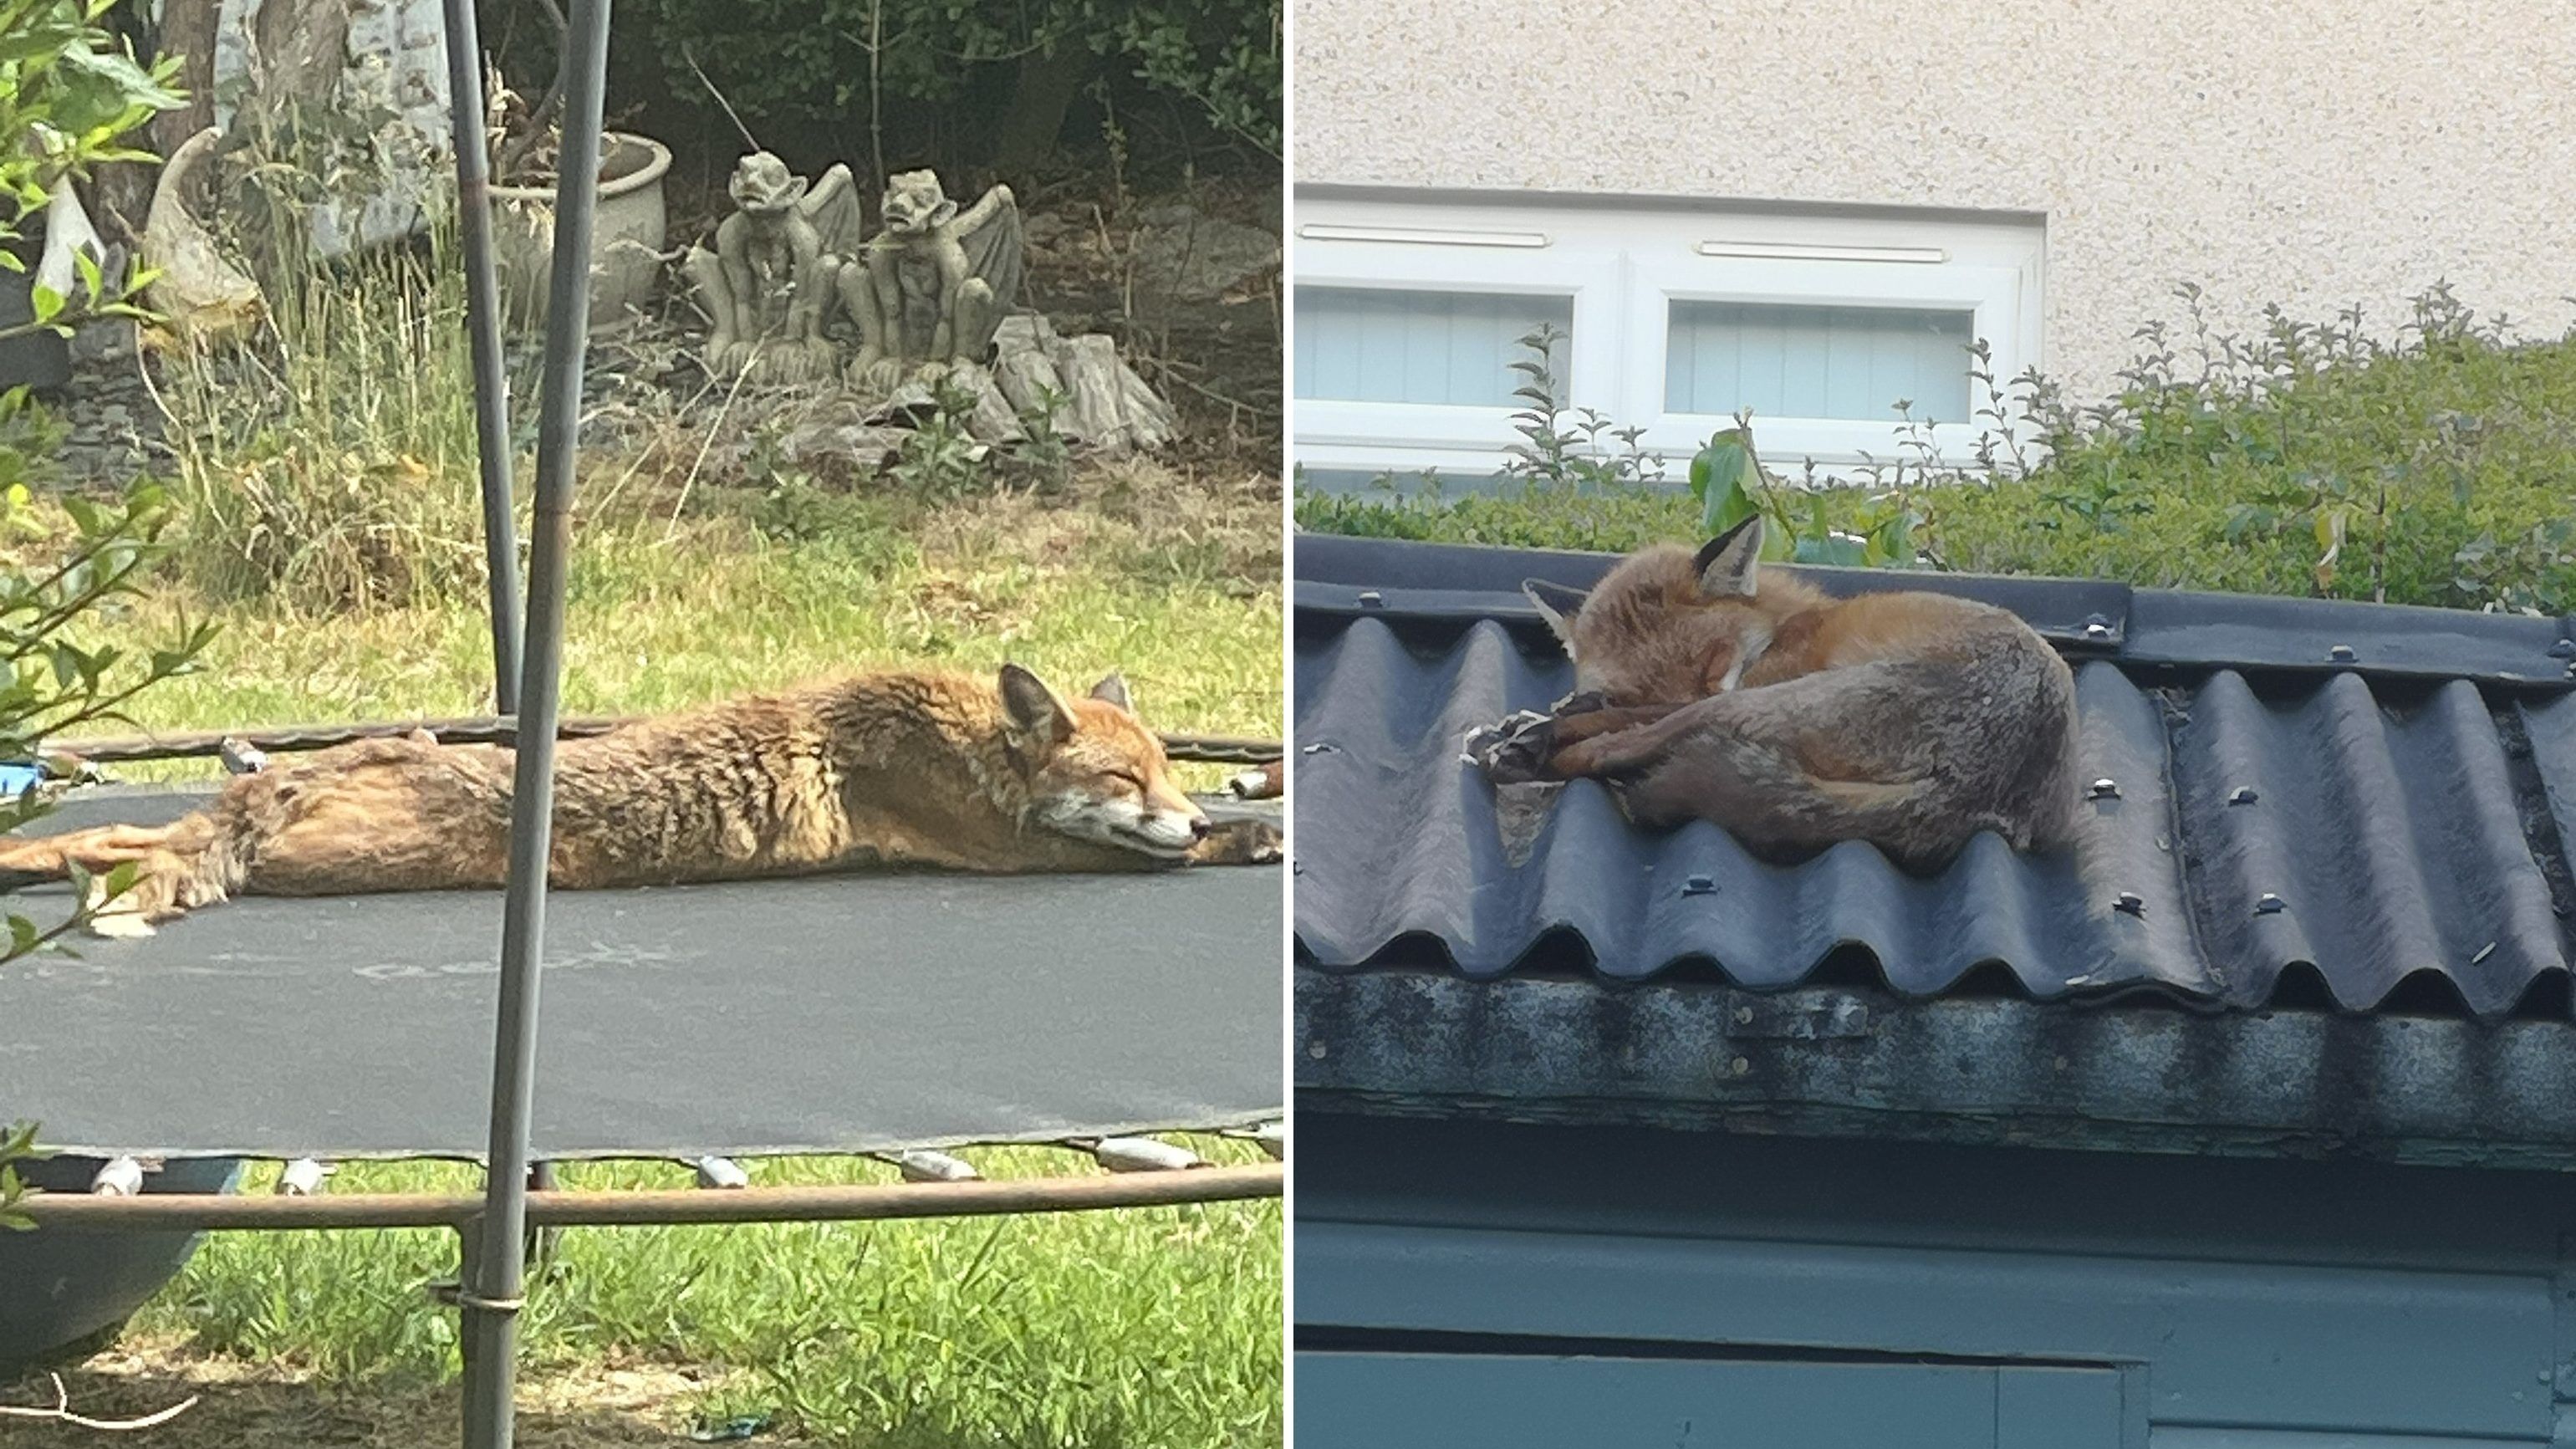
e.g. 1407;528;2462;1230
1665;300;1973;423
1296;288;1573;406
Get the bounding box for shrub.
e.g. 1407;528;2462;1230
1296;286;2576;615
614;0;1280;165
0;0;181;332
0;0;205;1014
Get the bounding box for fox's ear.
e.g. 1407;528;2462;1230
1694;515;1764;598
998;663;1077;745
1522;579;1589;644
1089;672;1134;713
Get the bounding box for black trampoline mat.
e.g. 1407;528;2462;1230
0;788;1283;1160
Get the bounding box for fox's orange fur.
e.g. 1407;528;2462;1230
1488;517;2080;870
0;664;1278;931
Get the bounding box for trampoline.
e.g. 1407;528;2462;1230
3;785;1282;1163
0;0;1283;1436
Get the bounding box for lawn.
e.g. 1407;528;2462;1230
4;189;1284;1446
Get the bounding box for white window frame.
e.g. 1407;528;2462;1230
1291;237;1627;480
1291;191;2045;484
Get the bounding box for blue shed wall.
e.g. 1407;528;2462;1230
1295;1115;2576;1445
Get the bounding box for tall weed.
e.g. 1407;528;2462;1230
158;227;517;614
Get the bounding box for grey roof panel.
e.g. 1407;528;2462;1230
1292;538;2576;1017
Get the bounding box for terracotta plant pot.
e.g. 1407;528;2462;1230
487;131;671;336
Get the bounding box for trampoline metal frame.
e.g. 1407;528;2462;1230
5;5;1285;1446
13;1162;1285;1232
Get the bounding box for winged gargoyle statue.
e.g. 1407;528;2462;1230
683;151;865;382
838;169;1025;391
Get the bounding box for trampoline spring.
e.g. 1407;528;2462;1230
217;737;270;775
1089;1137;1206;1173
1217;1123;1285;1160
276;1159;334;1196
1227;760;1284;800
691;1156;750;1190
880;1150;979;1184
90;1156;147;1196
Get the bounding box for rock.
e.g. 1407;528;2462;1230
865;363;1026;446
1130;206;1279;304
990;313;1176;457
773;421;913;471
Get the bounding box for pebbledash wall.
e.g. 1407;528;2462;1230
1289;0;2576;479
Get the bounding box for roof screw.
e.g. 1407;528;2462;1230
1306;1039;1328;1059
2254;893;2286;915
2329;644;2358;663
1733;1006;1754;1026
1681;875;1717;896
2113;892;2145;916
1729;1056;1751;1077
2548;638;2575;660
2082;615;2114;642
2085;778;2119;801
2228;786;2258;805
1356;590;1385;609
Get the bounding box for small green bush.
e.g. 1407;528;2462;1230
1297;285;2576;615
616;0;1279;163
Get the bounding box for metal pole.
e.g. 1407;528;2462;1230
436;0;525;715
15;1163;1289;1231
457;0;610;1444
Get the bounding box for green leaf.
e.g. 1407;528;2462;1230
1690;428;1757;538
1793;531;1870;568
28;283;63;325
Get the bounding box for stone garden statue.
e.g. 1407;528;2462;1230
839;170;1025;390
685;152;863;383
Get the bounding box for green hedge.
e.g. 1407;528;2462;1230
1297;287;2576;615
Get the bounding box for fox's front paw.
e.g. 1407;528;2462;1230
1188;817;1283;866
1471;711;1558;784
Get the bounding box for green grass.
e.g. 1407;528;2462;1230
135;1142;1279;1448
1298;287;2576;615
79;478;1281;782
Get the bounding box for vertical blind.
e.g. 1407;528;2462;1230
1294;288;1574;406
1665;300;1975;423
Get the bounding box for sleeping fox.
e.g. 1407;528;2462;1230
0;663;1281;932
1477;516;2079;870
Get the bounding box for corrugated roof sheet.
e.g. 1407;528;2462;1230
1293;536;2576;1018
